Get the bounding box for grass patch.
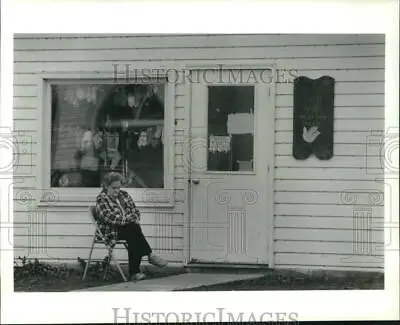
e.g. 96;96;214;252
184;269;384;291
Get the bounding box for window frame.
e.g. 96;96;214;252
36;71;176;207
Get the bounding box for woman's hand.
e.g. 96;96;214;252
128;215;140;225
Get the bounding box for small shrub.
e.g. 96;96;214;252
14;256;74;280
15;256;114;279
14;255;116;282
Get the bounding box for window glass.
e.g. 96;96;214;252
207;86;254;171
51;84;165;188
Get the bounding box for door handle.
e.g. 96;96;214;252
191;179;200;185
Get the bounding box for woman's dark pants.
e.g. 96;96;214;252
117;222;152;275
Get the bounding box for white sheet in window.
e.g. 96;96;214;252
227;112;254;134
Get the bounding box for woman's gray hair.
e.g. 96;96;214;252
102;172;124;188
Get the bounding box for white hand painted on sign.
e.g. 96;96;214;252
302;126;321;143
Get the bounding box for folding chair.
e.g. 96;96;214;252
82;205;129;282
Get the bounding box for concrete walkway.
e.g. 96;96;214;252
74;272;264;291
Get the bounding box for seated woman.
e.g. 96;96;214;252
95;172;167;281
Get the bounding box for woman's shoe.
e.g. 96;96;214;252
148;254;168;267
132;272;146;281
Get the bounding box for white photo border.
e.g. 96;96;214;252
1;0;399;323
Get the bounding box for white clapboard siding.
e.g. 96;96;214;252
13;59;385;74
275;228;383;243
13;59;384;74
275;216;385;229
275;241;384;256
14;208;183;227
12;176;37;189
9;154;35;168
13;222;184;238
14;44;384;61
274;168;384;180
275;131;385;144
273;264;382;272
12;154;35;168
13;247;183;263
13;34;384;50
275;204;383;218
13;165;37;176
274;253;383;269
275;180;386;192
13;108;36;120
274;192;384;206
14;68;385;85
13;236;184;256
13;34;385;270
13;199;186;214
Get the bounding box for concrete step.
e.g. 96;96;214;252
185;263;271;274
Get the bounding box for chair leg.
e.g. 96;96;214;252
114;257;128;282
120;242;129;281
107;250;128;282
82;236;96;280
103;253;111;280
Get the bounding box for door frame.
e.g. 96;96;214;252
182;63;277;267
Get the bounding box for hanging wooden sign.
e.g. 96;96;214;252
292;76;335;160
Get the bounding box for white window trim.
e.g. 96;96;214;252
36;70;176;207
